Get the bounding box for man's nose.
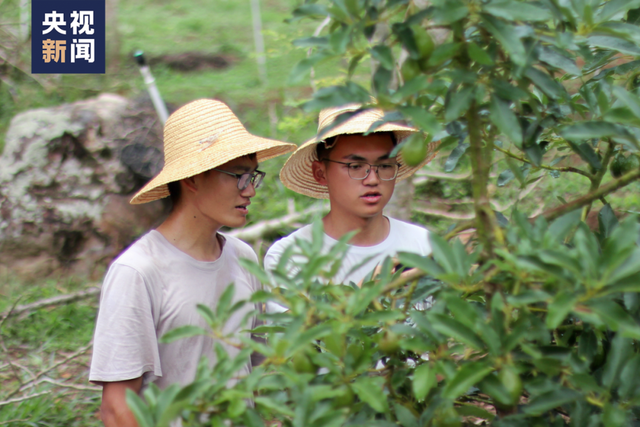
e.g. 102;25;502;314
241;182;256;197
363;166;380;185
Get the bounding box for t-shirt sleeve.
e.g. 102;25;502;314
263;240;283;272
89;263;162;384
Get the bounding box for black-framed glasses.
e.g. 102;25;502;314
322;159;399;181
212;168;266;190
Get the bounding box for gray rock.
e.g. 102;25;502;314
0;93;167;280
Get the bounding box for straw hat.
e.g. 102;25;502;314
280;103;439;199
130;99;296;204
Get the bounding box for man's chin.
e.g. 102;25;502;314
223;217;248;229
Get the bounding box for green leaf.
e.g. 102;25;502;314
587;299;640;338
426;42;462;67
602;334;633;389
612;86;640;119
548;209;581;242
619;354;640;399
352;376;389;413
455;404;495;421
478;374;515;407
467;42;494;66
429;313;485;350
525;67;565;100
442;362;493;399
546;291;578;329
216;284;236;318
159;325;208;344
196;304;217;328
489;95;523;147
393;403;419;427
126;389;155;427
596;0;640;23
347;53;365;78
289;54;329;84
491;79;529;101
432;2;469;25
523;389;581;415
291;4;329;19
444;143;469;172
292;37;329;48
483;1;552;21
497;169;514;187
587;35;640;56
506;290;551;307
567;141;602;170
561;121;635;142
481;14;527;66
413;364;437;401
255;397;295;417
538;46;581;75
598;203;619;239
371;45;394;70
400;106;443;136
445;85;474;122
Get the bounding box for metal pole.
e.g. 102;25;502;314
250;0;267;85
133;51;169;124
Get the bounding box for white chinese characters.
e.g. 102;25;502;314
71;39;95;63
41;10;96;64
70;11;94;35
42;11;66;35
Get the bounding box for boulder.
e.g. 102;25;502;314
0;94;168;280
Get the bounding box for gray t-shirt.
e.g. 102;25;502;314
89;230;262;390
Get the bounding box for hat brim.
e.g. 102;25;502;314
130;135;295;204
280;126;440;199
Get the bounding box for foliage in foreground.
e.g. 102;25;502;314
129;0;640;426
129;213;640;427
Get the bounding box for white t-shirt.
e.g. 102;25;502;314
89;230;262;390
263;217;432;312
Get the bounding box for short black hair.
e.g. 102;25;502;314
166;152;257;208
315;132;398;161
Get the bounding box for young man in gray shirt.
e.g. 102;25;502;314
89;99;295;426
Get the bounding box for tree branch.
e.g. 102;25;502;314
538;168;640;222
0;287;101;321
0;391;51;407
493;144;592;179
7;344;93;398
226;203;326;242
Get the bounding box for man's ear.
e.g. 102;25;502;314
182;175;198;194
311;161;328;185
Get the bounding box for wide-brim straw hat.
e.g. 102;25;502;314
130;99;297;204
280;103;439;199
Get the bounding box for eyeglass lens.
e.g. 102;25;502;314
238;172;264;190
348;163;398;180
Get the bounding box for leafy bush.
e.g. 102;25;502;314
129;0;640;426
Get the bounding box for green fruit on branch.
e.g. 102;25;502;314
610;154;640;177
379;330;400;355
401;134;428;167
401;58;422;82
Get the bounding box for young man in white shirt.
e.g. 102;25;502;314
89;99;295;426
264;103;439;291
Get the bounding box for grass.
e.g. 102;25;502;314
0;277;101;426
